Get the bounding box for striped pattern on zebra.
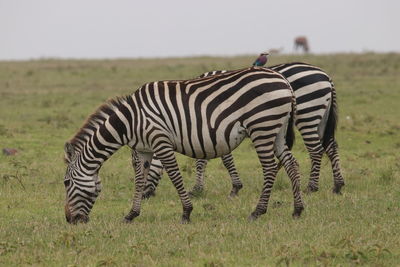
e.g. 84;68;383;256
63;67;304;224
198;70;227;78
142;62;344;198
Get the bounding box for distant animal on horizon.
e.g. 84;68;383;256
268;47;284;55
294;36;309;53
252;52;269;66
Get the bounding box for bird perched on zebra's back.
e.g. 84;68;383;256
252;52;269;67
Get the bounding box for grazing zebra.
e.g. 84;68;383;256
63;67;304;224
142;62;345;198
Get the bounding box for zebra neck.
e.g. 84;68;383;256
78;110;131;174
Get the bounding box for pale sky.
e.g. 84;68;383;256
0;0;399;60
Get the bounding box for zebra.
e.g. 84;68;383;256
63;67;304;224
142;62;345;198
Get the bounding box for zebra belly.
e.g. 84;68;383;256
172;121;247;159
216;121;246;157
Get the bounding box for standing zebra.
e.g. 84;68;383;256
142;62;344;198
63;67;304;224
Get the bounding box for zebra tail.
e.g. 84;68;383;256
285;96;296;150
322;80;338;149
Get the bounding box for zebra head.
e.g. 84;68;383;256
63;142;102;224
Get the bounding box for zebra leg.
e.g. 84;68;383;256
247;126;280;220
155;148;193;224
124;151;153;222
249;159;278;221
130;151;162;199
300;130;324;193
142;157;164;199
189;159;208;197
131;149;139;173
221;153;243;197
274;122;304;217
277;151;304;217
325;137;345;194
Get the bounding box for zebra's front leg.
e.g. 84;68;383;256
221;153;243;197
325;137;345;194
156;148;193;223
189;159;208;197
124;151;153;222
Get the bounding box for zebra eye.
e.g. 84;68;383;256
64;179;71;187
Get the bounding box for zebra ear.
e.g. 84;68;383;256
64;142;75;163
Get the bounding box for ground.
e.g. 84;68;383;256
0;53;399;266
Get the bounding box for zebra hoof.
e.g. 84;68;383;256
229;191;238;198
123;217;134;224
181;206;193;224
229;184;243;197
189;187;204;198
248;213;259;222
248;209;265;221
332;183;344;194
292;206;304;218
304;185;319;194
181;216;191;224
248;215;257;222
124;211;139;223
142;190;156;199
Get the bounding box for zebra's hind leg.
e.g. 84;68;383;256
221;153;243;197
142;157;164;199
274;121;304;217
124;151;153;223
325;137;345;194
189;159;208;197
249;158;278;221
156;147;193;223
303;141;324;193
275;151;304;217
247;126;280;220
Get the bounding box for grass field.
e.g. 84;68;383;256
1;53;399;266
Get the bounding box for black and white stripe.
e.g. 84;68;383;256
143;62;344;197
198;70;227;78
63;67;304;224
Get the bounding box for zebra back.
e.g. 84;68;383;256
199;67;296;149
198;70;227;78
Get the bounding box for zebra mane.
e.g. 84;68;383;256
198;70;228;78
68;96;130;150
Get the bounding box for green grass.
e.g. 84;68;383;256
1;53;400;266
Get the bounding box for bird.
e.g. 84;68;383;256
252;52;269;67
